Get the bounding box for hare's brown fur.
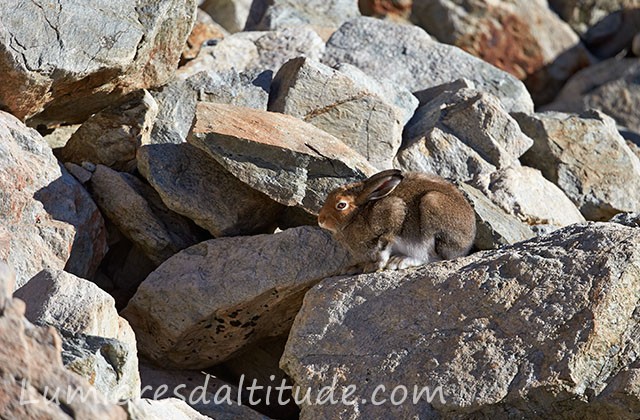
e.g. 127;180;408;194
319;171;476;272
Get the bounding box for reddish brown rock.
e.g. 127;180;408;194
188;102;376;214
411;0;592;104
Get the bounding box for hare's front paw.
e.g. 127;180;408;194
386;255;426;270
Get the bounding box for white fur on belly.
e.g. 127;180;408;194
391;236;438;264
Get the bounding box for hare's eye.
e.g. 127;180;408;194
336;201;348;211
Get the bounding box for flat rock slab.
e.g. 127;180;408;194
122;226;351;368
322;17;534;114
188;102;376;214
282;222;640;419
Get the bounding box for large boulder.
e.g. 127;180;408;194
0;0;197;124
282;222;640;419
322;17;534;114
122;226;351;368
14;268;140;400
245;0;361;31
270;57;418;169
0;111;106;288
515;110;640;221
543;58;640;134
411;0;591;104
0;262;126;419
57;90;159;172
187;102;376;214
137;143;283;236
395;86;533;184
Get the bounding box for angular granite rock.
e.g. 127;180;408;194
245;0;361;31
478;165;586;227
282;222;640;419
178;27;324;79
188;102;376;214
89;164;203;265
57;90;158;172
0;111;78;288
411;0;591;104
457;182;535;250
323;17;534;114
270;57;418;169
0;0;197;124
0;262;126;419
515;110;640;221
122;226;351;368
395;87;533;184
137;143;283;236
543;58;640;133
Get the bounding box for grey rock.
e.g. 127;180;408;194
610;212;640;228
43;124;80;149
178;26;324;79
89;165;202;265
0;0;197;124
549;0;639;35
395;88;533;183
201;0;253;33
530;224;561;236
543;58;640;133
457;182;535;250
582;8;640;58
57;90;159;172
411;0;592;104
0;111;79;288
14;269;136;347
477;165;586;227
121;226;351;368
270;57;418;169
65;162;93;185
139;363;268;419
137;143;283;236
150;69;271;145
282;222;640;419
125;398;212;420
188;102;376;214
33;162;107;280
516;110;640;221
62;332;140;401
246;0;360;31
323;17;534;114
0;264;126;419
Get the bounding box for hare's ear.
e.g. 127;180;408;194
358;170;403;203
